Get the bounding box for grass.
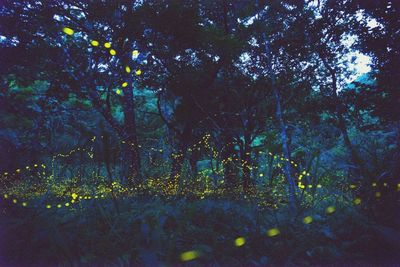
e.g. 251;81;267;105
1;189;399;266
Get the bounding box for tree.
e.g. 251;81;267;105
0;0;145;184
351;0;400;180
244;0;316;208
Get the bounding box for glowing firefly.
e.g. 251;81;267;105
62;27;74;36
91;40;99;46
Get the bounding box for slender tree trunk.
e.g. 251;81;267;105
189;149;199;177
242;133;254;193
273;86;297;208
169;126;191;193
222;134;237;189
261;32;297;210
338;113;361;169
320;55;363;178
267;154;275;187
122;80;141;186
169;151;185;190
102;130;120;213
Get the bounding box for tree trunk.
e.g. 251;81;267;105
221;134;237;189
169;151;185;192
122;80;141;186
261;32;297;210
169;126;192;193
242;133;254;193
102;130;120;213
273;86;297;209
319;55;363;179
189;149;199;177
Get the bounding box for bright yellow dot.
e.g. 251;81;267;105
122;82;128;88
375;191;381;198
116;89;122;95
372;182;377;187
234;237;246;247
132;50;139;56
125;66;131;73
16;169;21;173
104;42;111;48
91;40;99;46
22;202;27;207
62;27;74;36
71;200;75;204
57;204;62;208
350;184;356;189
317;184;322;188
303;216;313;224
71;193;78;200
267;228;280;237
383;183;387;187
12;199;17;204
34;164;38;167
308;185;313;188
46;204;51;209
353;198;361;205
135;69;142;75
180;250;199;261
109;49;116;56
326;206;335;214
4;194;8;199
65;203;70;207
259;173;264;177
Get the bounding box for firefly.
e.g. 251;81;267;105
91;40;99;46
62;27;74;36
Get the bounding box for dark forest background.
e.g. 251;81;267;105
0;0;399;266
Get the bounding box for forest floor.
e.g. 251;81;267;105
1;194;400;267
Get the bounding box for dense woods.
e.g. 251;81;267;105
0;0;399;266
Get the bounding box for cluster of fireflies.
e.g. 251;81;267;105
1;128;399;263
2;131;399;201
62;27;142;96
1;138;398;264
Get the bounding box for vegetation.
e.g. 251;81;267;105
0;0;399;266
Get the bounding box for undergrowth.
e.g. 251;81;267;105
1;194;399;267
